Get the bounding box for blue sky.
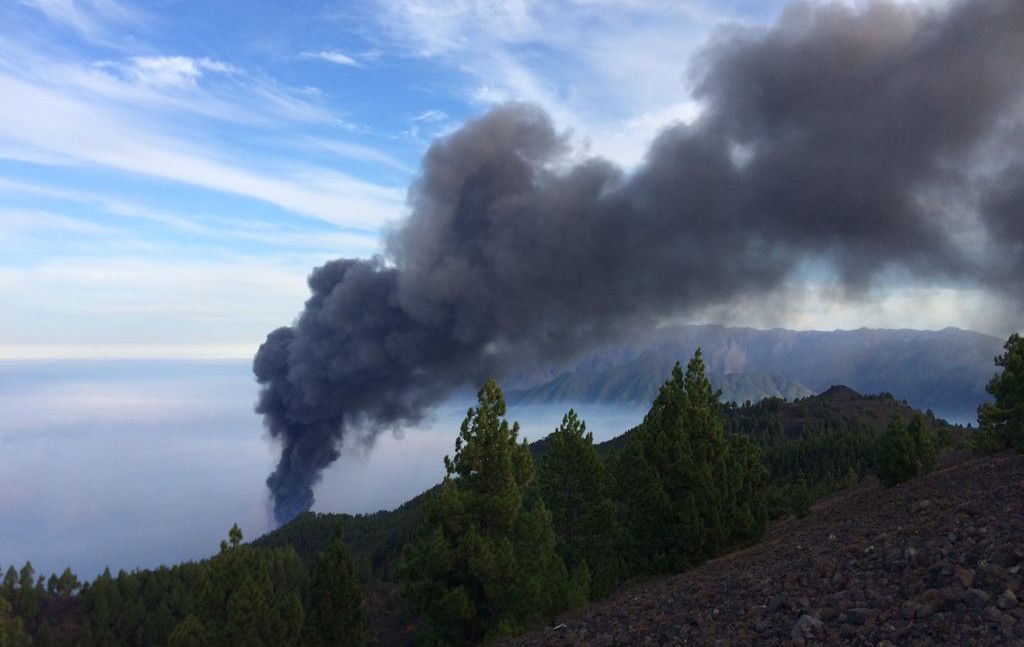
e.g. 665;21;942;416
0;0;994;360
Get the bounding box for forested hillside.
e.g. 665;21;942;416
255;381;962;586
5;334;1015;646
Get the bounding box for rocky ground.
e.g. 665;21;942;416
506;451;1024;646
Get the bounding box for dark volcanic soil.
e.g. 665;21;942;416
506;452;1024;646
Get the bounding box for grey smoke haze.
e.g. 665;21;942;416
255;0;1024;524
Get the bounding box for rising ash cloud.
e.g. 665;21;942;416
255;0;1024;524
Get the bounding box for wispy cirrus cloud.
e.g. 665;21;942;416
0;5;418;360
19;0;146;46
122;55;239;88
412;109;447;123
299;50;361;66
0;178;384;254
370;0;766;165
0;45;405;229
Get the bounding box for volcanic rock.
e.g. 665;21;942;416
505;452;1024;646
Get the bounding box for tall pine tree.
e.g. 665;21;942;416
536;409;620;599
907;414;937;475
302;521;365;646
878;416;918;487
976;332;1024;453
0;595;31;647
616;349;769;574
400;379;571;645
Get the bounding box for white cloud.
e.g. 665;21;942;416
413;109;448;123
0;256;321;358
300;50;360;67
0;178;384;254
300;136;413;172
0;35;340;127
125;55;238;88
0;69;405;229
0;208;117;237
372;0;735;167
20;0;145;46
685;281;1010;339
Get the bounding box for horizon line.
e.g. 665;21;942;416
0;324;1001;361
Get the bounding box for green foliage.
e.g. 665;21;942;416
720;434;770;539
33;622;56;647
1;354;966;645
535;409;620;599
56;567;81;598
876;413;937;487
878;416;920;487
302;522;365;646
167;615;209;647
219;523;244;553
611;434;674;573
252;377;960;598
194;530;307;646
789;479;813;518
907;414;937;474
13;563;39;624
975;332;1024;453
1;567;16;599
614;350;770;576
79;527;308;647
253;497;426;583
399;379;571;645
0;594;31;647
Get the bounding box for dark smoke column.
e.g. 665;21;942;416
256;0;1024;525
252;258;490;524
253;107;564;524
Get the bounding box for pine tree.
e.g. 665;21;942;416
0;595;31;647
536;409;620;599
721;433;770;543
2;566;16;598
77;617;96;647
976;332;1024;453
682;349;729;552
167;615;210;647
13;563;39;623
34;622;57;647
789;478;812;518
613;436;673;573
907;414;937;474
616;350;770;574
399;379;570;644
194;527;308;646
622;361;702;571
224;575;269;646
878;416;918;487
57;567;81;598
302;521;365;646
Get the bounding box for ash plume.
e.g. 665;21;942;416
256;0;1024;524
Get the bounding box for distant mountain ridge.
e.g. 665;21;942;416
506;325;1002;423
507;357;813;406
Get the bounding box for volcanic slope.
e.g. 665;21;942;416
506;451;1024;646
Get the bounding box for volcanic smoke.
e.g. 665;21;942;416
256;0;1024;524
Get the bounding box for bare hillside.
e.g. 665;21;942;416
507;452;1024;646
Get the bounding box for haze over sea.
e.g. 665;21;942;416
0;359;643;580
